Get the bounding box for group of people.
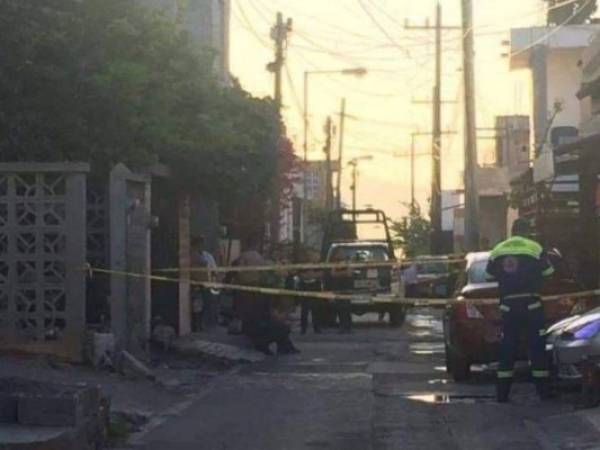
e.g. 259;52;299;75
191;234;299;356
189;235;423;356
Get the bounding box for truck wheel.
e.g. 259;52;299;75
389;306;406;328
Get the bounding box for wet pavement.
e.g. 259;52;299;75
133;308;597;450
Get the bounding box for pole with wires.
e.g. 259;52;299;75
405;3;459;254
268;12;292;248
336;98;347;209
462;0;480;252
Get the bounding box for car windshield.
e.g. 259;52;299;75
467;253;575;285
467;260;491;284
329;246;389;262
416;261;448;275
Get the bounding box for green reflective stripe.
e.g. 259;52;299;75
490;237;542;261
532;370;550;378
504;293;540;301
499;304;510;312
497;370;514;379
528;302;542;310
539;329;546;336
542;266;555;276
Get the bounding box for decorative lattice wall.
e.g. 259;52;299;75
0;163;88;360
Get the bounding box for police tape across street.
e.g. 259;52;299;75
152;255;467;274
86;265;600;308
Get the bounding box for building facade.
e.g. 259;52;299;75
144;0;231;82
555;30;600;287
507;25;600;271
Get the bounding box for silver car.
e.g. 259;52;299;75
549;306;600;381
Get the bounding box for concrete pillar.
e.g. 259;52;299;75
178;193;191;336
109;163;152;353
531;44;548;156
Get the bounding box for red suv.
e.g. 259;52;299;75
444;250;591;381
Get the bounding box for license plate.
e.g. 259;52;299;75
354;279;377;289
367;269;378;279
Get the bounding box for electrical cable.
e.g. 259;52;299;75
232;0;271;49
356;0;411;56
510;0;595;58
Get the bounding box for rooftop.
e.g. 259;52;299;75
509;25;600;70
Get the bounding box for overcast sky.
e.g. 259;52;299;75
230;0;549;222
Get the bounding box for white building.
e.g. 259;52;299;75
494;115;531;180
509;25;600;180
144;0;231;82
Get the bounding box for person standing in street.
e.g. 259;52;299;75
191;235;218;331
299;249;323;335
485;218;555;403
402;261;419;298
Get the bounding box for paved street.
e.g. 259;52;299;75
132;309;599;450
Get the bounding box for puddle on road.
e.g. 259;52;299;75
427;379;449;385
405;393;496;404
407;314;444;332
409;342;445;356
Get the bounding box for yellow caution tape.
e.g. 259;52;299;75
85;265;600;307
153;256;467;275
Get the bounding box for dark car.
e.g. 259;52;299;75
414;256;454;298
322;242;405;326
443;250;592;381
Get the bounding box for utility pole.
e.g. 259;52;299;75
397;131;456;250
351;163;358;213
411;133;416;209
406;3;460;254
336;98;347;209
324;116;334;211
270;12;292;109
462;0;480;251
267;12;292;249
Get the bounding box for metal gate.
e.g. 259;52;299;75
0;163;88;360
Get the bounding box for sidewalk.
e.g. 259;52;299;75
0;324;270;447
172;327;266;364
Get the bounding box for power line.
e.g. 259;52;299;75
356;0;410;56
511;0;595;58
232;0;271;48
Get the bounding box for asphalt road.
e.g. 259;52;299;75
136;309;595;450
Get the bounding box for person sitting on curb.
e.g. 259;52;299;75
237;235;299;355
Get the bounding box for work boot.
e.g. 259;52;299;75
496;379;512;403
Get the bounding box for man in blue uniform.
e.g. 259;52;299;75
485;218;555;403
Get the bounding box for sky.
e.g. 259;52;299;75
230;0;549;223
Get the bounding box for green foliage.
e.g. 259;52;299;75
0;0;285;202
392;203;431;258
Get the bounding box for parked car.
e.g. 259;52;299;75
322;241;405;327
414;256;454;298
443;250;593;381
548;307;600;377
547;307;600;406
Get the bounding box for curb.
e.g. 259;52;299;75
121;365;244;448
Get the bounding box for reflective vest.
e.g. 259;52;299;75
485;236;554;300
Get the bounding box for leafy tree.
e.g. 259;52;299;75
392;203;431;258
0;0;290;210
